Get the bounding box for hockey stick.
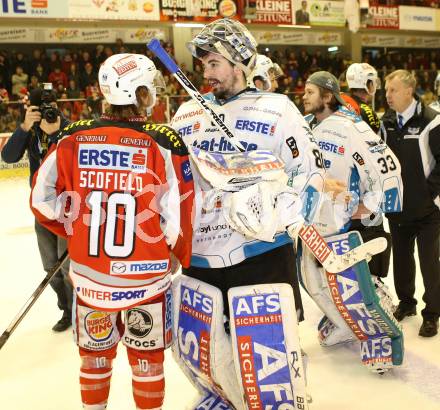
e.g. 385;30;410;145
0;250;69;350
147;39;387;273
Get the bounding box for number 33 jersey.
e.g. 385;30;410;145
306;107;403;236
30;118;195;311
171;90;324;268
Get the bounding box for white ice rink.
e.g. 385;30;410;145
0;177;439;410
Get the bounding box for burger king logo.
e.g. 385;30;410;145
218;0;236;18
85;311;114;342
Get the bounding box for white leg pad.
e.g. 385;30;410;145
228;283;309;410
299;245;353;338
171;275;243;409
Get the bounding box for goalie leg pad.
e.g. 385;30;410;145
228;283;309;410
172;275;243;409
298;242;355;344
325;232;404;370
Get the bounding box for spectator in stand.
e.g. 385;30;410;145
33;63;47;84
66;79;81;99
61;53;73;75
67;62;80;86
103;46;113;60
294;78;305;94
29;49;47;77
115;38;125;53
0;105;20;132
49;52;61;69
12;52;29;76
86;83;102;119
422;85;437;106
55;83;66;99
95;44;106;65
11;66;28;99
151;95;168;123
0;53;10;92
192;63;204;90
79;62;97;90
287;62;300;82
28;74;40;91
79;50;94;71
48;64;68;89
0;83;9;105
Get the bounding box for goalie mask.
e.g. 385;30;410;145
99;53;165;108
346;63;380;96
187;18;258;76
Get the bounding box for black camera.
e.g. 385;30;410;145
29;83;60;124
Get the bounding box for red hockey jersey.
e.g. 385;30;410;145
31;118;195;311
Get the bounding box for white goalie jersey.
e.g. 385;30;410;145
306;107;403;236
171;90;324;268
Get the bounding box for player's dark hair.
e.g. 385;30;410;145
105;86;150;118
319;87;340;112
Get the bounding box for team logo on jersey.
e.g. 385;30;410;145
84;311;114;342
78;144;147;173
318;140;345;155
235;119;275;136
127;308;153;338
365;140;387;154
352;152;365;166
286;136;299;158
178;121;201;137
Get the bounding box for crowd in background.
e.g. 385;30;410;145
0;40;439;133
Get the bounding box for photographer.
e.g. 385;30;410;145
1;84;73;332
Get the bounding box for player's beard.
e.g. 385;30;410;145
211;74;239;100
305;100;326;115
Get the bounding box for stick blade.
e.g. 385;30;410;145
324;237;387;273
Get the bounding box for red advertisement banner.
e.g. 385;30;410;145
367;5;399;29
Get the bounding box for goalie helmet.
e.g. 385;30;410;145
187;18;258;75
99;53;165;107
346;63;380;96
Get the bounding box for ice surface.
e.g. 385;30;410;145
0;178;439;410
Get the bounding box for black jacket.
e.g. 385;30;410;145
1;117;69;185
380;99;440;222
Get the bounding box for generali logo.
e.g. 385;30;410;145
112;55;138;76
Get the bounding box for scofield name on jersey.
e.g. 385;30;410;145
78;144;147;173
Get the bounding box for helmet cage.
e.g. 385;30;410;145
187;18;257;75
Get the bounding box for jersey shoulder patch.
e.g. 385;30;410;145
143;123;188;156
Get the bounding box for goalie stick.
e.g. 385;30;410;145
147;39;387;273
0;251;69;350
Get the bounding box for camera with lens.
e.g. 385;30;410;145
29;83;60;124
